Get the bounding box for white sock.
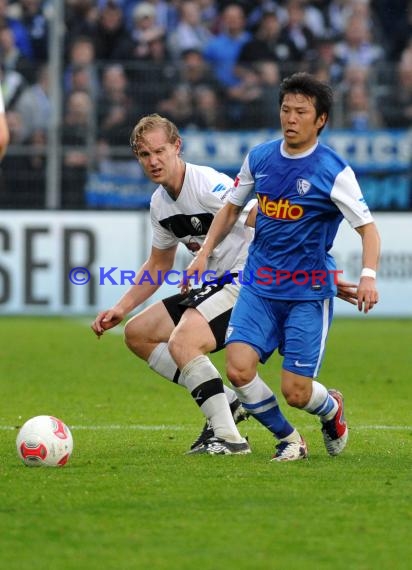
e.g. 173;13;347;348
147;343;238;403
180;355;243;443
148;342;179;382
280;428;302;444
303;380;338;419
223;385;238;405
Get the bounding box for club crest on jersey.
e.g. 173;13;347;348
296;178;311;196
191;216;202;233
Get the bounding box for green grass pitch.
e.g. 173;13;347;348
0;316;411;570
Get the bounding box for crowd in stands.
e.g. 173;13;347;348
0;0;412;208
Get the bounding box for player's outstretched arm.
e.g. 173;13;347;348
355;222;380;313
91;245;176;337
181;201;243;293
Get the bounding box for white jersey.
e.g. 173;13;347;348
150;163;254;276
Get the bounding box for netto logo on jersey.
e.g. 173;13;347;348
257;194;304;220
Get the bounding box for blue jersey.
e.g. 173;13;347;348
229;139;373;299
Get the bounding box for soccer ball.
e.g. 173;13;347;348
16;415;73;467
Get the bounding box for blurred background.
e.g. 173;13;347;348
0;0;411;316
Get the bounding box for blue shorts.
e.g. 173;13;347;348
225;286;334;378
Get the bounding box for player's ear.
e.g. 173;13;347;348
175;137;183;154
317;112;327;129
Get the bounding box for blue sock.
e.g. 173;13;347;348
233;376;294;440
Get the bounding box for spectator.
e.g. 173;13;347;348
168;0;212;61
237;8;285;70
61;90;94;209
93;0;128;61
2;126;47;208
96;0;137;24
0;0;33;60
334;13;385;71
114;6;177;115
113;2;165;61
333;63;372;127
203;3;251;89
379;53;412;128
157;83;196;129
227;59;281;129
64;35;99;99
225;65;266;128
65;0;98;42
246;1;287;33
144;0;179;34
97;63;139;165
197;0;219;32
276;0;317;74
18;0;48;62
310;35;345;85
253;60;281;129
0;23;33;83
178;48;221;92
373;0;411;61
14;63;50;140
342;83;383;131
97;67;139;178
192;84;228;130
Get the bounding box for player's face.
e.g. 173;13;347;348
134;128;181;185
280;93;326;154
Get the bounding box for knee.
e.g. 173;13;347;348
167;328;183;361
282;383;311;409
226;361;253;387
124;321;142;354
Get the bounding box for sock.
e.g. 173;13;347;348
303;380;338;421
233;374;295;440
180;355;243;443
148;342;180;382
223;385;238;405
148;343;238;403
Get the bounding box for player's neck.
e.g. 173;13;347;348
163;160;186;200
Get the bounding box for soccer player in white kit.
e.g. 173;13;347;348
185;73;380;460
92;114;308;456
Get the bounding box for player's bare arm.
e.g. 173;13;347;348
91;245;176;336
355;222;380;313
245;203;258;227
180;201;244;293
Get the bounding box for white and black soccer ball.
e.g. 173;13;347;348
16;415;73;467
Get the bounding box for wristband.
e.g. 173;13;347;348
360;267;376;279
0;88;4;113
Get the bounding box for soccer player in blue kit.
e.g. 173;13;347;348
184;72;380;460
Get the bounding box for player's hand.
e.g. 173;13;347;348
91;308;125;337
179;251;208;295
357;277;379;314
336;280;358;305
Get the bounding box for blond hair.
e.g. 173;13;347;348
129;114;181;153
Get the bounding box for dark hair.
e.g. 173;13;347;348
279;72;333;133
